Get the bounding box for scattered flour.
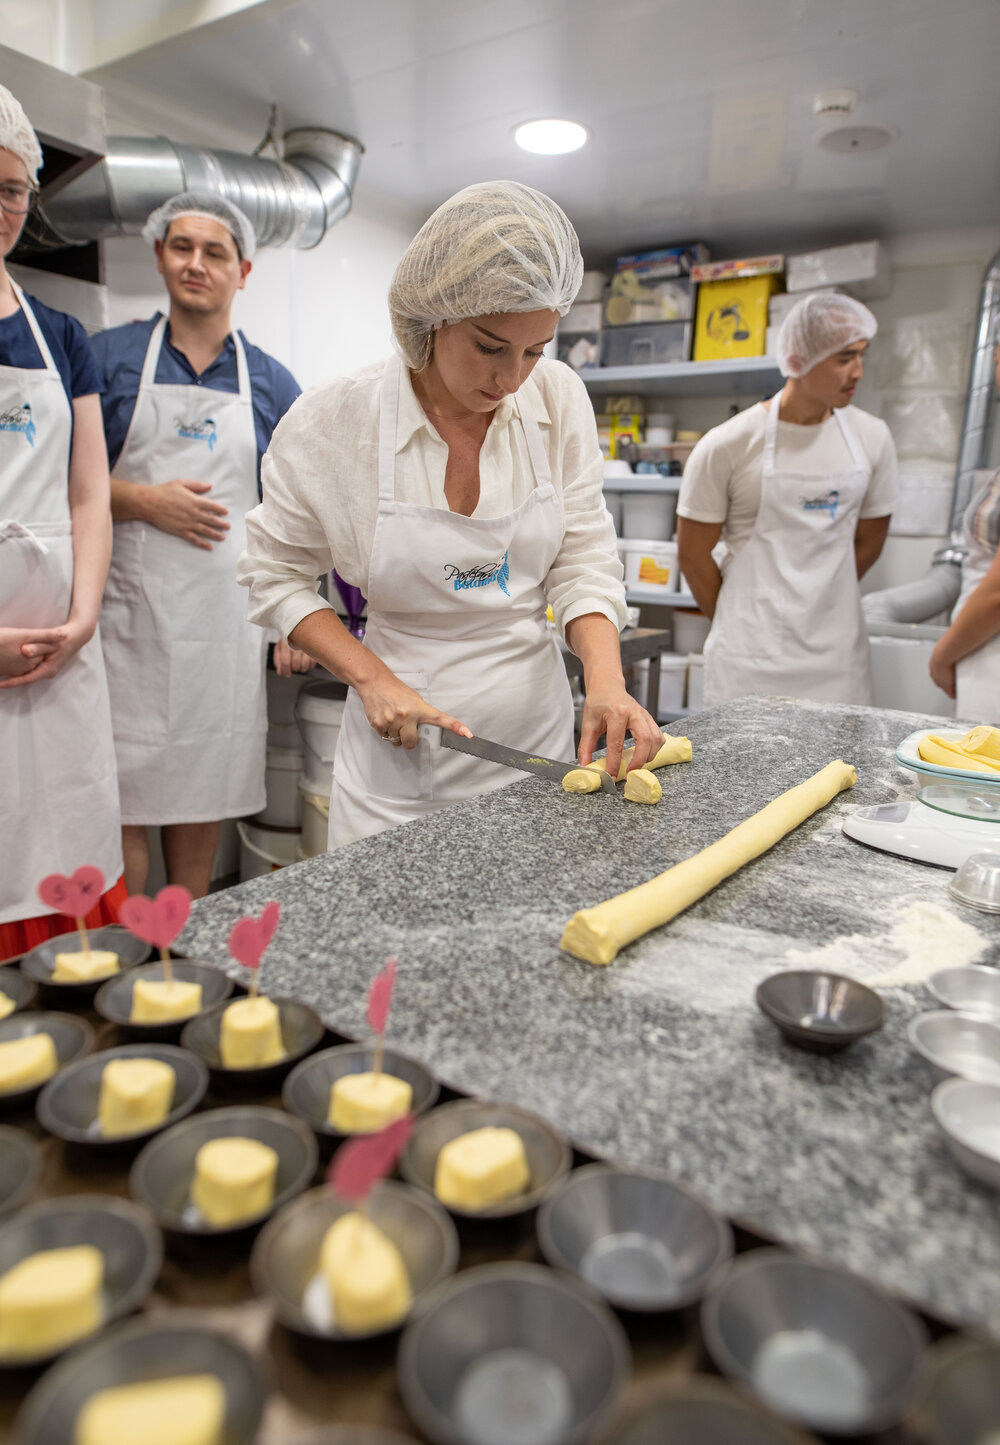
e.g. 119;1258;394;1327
786;901;989;990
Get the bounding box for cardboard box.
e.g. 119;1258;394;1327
691;255;783;282
693;274;781;361
785;241;890;299
614;244;710;279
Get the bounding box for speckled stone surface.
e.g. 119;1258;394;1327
181;697;1000;1333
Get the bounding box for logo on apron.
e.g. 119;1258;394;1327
443;550;510;596
801;488;840;519
174;416;218;450
0;402;36;446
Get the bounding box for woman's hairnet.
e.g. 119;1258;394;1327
142;191;256;260
388;180;584;369
776;292;877;378
0;84;43;186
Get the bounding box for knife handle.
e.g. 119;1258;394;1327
417;724;443;750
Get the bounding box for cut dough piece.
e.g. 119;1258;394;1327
623;768;661;805
586;733;692;781
561;768;603;794
52;950;119;983
320;1213;412;1333
917;735;1000;774
961;725;1000;761
0;1245;103;1356
561;760;856;965
0;990;14;1021
74;1375;226;1445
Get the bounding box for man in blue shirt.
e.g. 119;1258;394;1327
92;192;308;898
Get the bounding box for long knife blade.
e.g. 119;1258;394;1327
417;726;617;794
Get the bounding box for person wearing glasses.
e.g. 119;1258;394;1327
0;85;123;959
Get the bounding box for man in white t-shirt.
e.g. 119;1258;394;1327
677;292;897;707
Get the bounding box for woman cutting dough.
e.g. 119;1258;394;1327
238;181;661;847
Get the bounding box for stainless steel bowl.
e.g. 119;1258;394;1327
21;926;152;998
282;1043;439;1152
949;851;1000;913
399;1099;571;1221
0;965;38;1016
907;1009;1000;1086
95;959;234;1039
181;996;325;1088
615;1378;816;1445
701;1248;927;1435
36;1043;209;1151
917;1335;1000;1445
755;971;884;1053
12;1313;266;1445
931;1077;1000;1189
0;1011;94;1111
289;1432;419;1445
927;963;1000;1020
250;1180;459;1341
397;1262;631;1445
0;1125;42;1218
0;1194;163;1369
537;1164;732;1313
130;1104;318;1239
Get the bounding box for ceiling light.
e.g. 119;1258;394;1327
514;119;587;155
816;123;898;154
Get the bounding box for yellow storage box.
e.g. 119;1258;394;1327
693;274;782;361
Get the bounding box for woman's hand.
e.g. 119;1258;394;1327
357;672;472;750
274;637;315;677
579;676;663;781
0;617;92;690
0;627;67;679
929;640;957;699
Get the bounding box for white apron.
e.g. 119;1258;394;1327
954;471;1000;724
329;355;574;848
704;394;873;706
0;284;121;924
100;318;267;825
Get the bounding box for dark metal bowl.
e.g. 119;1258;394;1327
129;1104;318;1240
917;1335;1000;1445
0;1012;94;1112
616;1378;816;1444
397;1262;631;1445
181;996;325;1089
21;927;152;1001
282;1043;439;1152
0;965;38;1017
0;1194;163;1369
95;959;234;1040
537;1163;732;1312
0;1125;42;1218
12;1314;266;1445
399;1099;571;1222
701;1248;927;1435
756;970;884;1053
250;1180;459;1341
36;1043;209;1151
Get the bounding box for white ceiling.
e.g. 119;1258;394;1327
87;0;1000;262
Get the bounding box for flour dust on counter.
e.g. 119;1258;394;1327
786;899;989;989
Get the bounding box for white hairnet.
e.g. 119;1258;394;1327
0;84;43;186
776;292;877;378
142;191;256;260
388;180;584;369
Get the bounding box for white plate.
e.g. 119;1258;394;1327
895;729;1000;787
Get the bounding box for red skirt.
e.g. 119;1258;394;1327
0;876;129;963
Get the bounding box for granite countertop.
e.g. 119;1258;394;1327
181;697;1000;1334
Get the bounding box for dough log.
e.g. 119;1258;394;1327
562;734;692;793
561;760;857;965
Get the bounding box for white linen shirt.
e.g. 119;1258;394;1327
237;355;627;642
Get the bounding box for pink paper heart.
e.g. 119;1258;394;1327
228;901;281;971
366;957;397;1035
37;866;105;921
119;886;192;949
327;1114;413;1202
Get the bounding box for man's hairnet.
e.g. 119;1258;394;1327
776;292;877;378
142;191;256;260
0;84;43;186
388;180;584;369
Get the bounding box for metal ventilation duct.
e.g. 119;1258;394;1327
950;248;1000;539
42;128;363;251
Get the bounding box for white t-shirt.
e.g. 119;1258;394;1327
677;401;897;561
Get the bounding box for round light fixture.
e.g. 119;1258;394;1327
514;119;588;155
816;122;898;154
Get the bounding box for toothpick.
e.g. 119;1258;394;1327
249;972;259;1001
373;1029;384;1080
76;918;90;957
158;945;174;987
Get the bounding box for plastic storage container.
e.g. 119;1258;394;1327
256;746;304;828
622;492;676;541
672;610;712;654
620;538;679;592
295;681;347;792
298;778;330;858
657;654;687;714
686;654;705;711
601;322;691;368
237;820;301;880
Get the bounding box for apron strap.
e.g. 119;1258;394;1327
377;355;402;503
0;519;49;554
831;405;868;472
8;282;61;378
518;396;552;490
761;386;784;479
139;317;169;391
232;330;253;402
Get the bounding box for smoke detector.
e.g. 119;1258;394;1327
816;123;898;154
813;88;858;119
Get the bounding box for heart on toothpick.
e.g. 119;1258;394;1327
38;867;105;921
119;886;192;950
327;1114;413;1203
228;901;281;972
366;957;397;1036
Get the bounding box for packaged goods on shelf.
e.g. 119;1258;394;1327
691;255;783;282
604;395;645;414
557;332;601;370
618;537;679;592
608;412;644;457
561;301;603;333
785;241;890;298
693;275;781;362
601;321;692;367
605;274;694;327
577;270;608;302
614;244;710;278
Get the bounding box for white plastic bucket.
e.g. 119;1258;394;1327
295;681;347;793
672;610;712;654
298;777;330;859
621;538;679;592
657;654;687;714
266;668;311;751
687;654;705;712
255;746;303;828
622;493;676;541
237;820;301;880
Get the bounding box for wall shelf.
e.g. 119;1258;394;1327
626;587;700;609
580;356;781;398
603;476;681;494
